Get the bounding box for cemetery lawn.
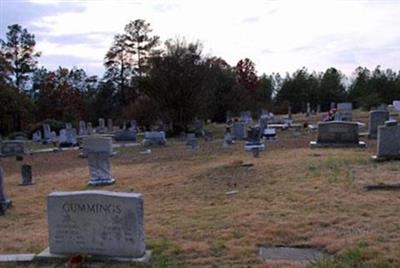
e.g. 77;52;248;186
1;111;400;267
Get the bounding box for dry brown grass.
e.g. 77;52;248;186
1;111;400;267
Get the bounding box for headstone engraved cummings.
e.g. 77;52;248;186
47;191;148;259
368;110;389;139
373;121;400;160
82;137;115;186
310;121;366;148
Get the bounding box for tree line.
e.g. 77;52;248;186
1;21;400;136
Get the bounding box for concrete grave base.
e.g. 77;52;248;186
88;178;115;186
310;141;366;149
35;248;151;263
371;155;400;162
0;254;36;262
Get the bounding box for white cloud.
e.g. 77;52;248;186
23;0;400;76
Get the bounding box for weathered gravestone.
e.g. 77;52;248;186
43;191;150;261
79;121;87;136
87;122;93;135
310;121;366;148
244;126;264;157
142;132;166;146
0;167;12;215
32;130;42;143
186;133;198;150
306;102;311;117
368;110;389;139
107;119;113;133
0;141;26;157
82;137;115;186
393;100;400;111
232;122;247;140
336;102;353;121
223;128;233;147
43;124;52;143
96;118;107;134
59;129;77;147
114;129;137;142
259;115;268;134
20;164;33;186
372;120;400;160
240;111;252;123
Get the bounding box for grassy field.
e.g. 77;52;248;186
1;111;400;267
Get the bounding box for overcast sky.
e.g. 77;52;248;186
1;0;400;77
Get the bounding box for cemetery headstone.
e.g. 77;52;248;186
317;104;321;114
20;164;33;186
142;132;166;146
240;111;252;123
232;122;247;140
336;102;353;121
82;137;115;186
373;120;400;160
223;128;233;147
368;110;389;139
288;105;292;120
0;167;12;214
79;121;87;136
310;121;365;148
330;102;336;110
244;126;264;157
32;130;42;143
87;122;93;135
193;120;204;136
107;118;113;133
393;100;400;111
43;124;52;143
114;129;137;142
46;190;149;260
259;115;268;134
186;133;198;149
0;141;25;157
306;102;311;117
96;118;107;134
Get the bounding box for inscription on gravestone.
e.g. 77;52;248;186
47;191;146;258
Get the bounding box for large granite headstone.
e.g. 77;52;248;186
232;122;247;140
310;121;365;148
373;121;400;160
0;141;25;157
368;110;389;139
82;137;115;186
114;129;137;142
46;191;148;259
